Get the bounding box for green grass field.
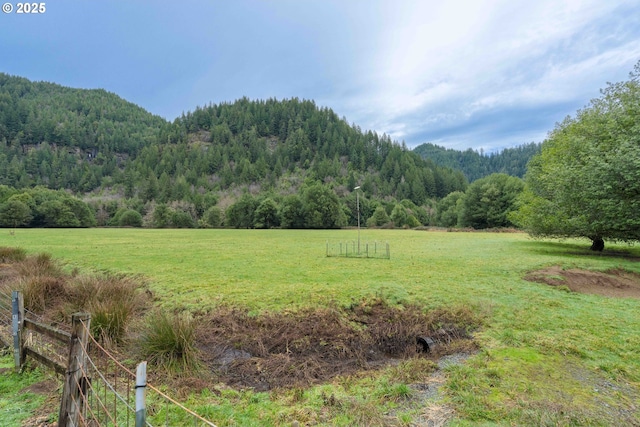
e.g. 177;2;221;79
2;228;639;425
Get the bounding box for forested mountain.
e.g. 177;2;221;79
0;74;471;229
413;142;541;181
0;73;167;190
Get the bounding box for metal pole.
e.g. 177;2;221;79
354;186;361;254
12;291;24;372
135;361;147;427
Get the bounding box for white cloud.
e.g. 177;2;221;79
334;0;640;148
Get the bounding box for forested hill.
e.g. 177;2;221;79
0;73;166;153
0;74;467;208
0;73;170;190
413;142;541;181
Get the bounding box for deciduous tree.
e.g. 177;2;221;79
513;62;640;250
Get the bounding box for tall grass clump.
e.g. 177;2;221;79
7;252;67;313
0;246;26;263
68;274;148;344
139;310;199;373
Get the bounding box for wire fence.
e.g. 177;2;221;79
0;290;218;427
0;288;12;347
326;240;390;259
72;318;218;427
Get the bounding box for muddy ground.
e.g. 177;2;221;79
524;266;640;299
195;300;479;391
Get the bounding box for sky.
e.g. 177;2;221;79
1;1;639;152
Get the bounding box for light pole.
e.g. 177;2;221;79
354;186;361;254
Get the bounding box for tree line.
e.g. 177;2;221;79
413;142;541;182
3;63;638;248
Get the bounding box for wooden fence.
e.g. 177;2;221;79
2;290;217;427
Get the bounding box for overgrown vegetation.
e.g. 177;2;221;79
0;248;149;343
197;300;479;390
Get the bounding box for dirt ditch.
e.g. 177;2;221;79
524;266;640;299
196;299;480;391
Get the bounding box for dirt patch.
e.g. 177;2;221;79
196;300;480;391
524;266;640;299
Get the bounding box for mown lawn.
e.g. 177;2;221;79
1;228;639;425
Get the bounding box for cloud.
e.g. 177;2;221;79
1;0;637;151
336;0;640;149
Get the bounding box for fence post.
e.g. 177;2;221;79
136;361;147;427
11;291;24;372
59;313;91;427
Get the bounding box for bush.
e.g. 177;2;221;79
406;215;421;228
367;206;390;227
202;206;223;228
118;209;143;227
139;310;200;373
170;210;195;228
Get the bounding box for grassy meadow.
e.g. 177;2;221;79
1;228;640;425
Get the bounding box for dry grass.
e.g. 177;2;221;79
0;249;150;343
0;246;26;263
66;274;149;343
0;252;67;314
196;299;482;390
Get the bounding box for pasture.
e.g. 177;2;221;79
2;228;640;425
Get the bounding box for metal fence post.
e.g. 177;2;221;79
12;291;24;372
136;361;147;427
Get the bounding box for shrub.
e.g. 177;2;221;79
202;206;223;228
367;206;390;227
406;215;421;228
139;310;199;373
118;209;143;227
170;210;195;228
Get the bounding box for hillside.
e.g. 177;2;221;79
413;142;541;181
0;75;467;207
0;74;475;229
0;73;167;190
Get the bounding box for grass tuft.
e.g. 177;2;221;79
0;246;26;263
67;274;148;343
139;310;200;373
17;275;67;314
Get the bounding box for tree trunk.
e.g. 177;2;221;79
590;237;604;251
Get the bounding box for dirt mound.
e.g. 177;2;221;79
196;300;480;391
524;266;640;299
